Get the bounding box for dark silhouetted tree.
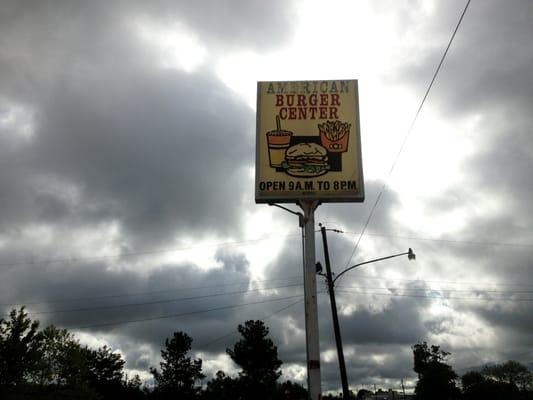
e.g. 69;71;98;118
85;344;125;398
34;325;86;387
227;320;282;400
462;360;533;400
0;307;42;388
123;373;146;400
277;380;308;399
412;341;460;400
150;331;204;399
482;360;532;391
356;388;372;400
203;370;240;400
462;370;520;400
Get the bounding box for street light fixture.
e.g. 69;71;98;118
317;225;416;399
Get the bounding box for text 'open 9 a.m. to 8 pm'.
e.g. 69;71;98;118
258;180;358;192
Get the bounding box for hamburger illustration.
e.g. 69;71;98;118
282;142;330;177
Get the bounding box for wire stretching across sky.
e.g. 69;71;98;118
64;293;305;330
0;233;301;270
0;275;303;307
19;283;304;316
342;0;472;270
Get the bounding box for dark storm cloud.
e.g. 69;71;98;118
0;0;295;59
320;345;415;392
323;295;425;346
395;0;533;117
1;0;533;392
0;247;254;348
131;0;297;50
0;0;280;248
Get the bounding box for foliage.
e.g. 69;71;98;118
150;330;204;399
356;388;372;399
84;344;126;398
0;308;136;400
123;374;147;400
202;370;240;400
482;360;533;391
227;320;283;400
277;380;308;399
10;309;531;400
462;370;520;400
34;325;86;386
462;360;533;400
323;390;356;399
0;307;43;387
412;341;460;400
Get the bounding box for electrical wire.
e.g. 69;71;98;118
335;289;533;302
22;283;303;316
335;284;533;295
0;275;302;307
349;231;533;249
337;274;533;288
199;297;305;348
0;233;301;269
341;0;472;271
64;293;305;330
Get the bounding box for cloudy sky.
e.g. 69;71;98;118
1;0;532;394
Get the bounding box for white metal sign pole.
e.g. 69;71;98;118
299;200;322;400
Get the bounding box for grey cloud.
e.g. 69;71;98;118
327;296;426;346
1;0;533;393
132;0;298;50
0;247;255;352
396;0;533;118
1;67;254;248
1;0;266;249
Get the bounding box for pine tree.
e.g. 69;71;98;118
227;320;282;400
150;331;204;399
0;307;43;387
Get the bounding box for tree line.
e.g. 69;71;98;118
411;341;533;400
0;307;305;400
1;307;532;399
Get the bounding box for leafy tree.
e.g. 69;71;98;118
123;374;147;400
227;320;282;400
0;307;43;387
462;360;533;400
412;341;460;400
462;370;520;400
203;370;240;400
85;344;125;398
482;360;532;391
34;325;84;386
356;388;372;400
277;380;308;399
150;331;204;399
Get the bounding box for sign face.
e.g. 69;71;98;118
255;79;364;203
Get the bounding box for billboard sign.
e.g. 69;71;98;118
255;79;364;203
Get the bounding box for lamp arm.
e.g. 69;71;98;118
332;251;410;285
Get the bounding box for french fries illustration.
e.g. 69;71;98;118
318;120;351;152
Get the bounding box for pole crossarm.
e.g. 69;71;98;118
332;249;414;286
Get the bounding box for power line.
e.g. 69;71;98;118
335;284;533;295
349;231;533;249
0;233;301;269
200;297;305;349
335;289;533;302
0;275;302;307
63;294;305;330
22;283;303;316
338;274;533;288
342;0;472;270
